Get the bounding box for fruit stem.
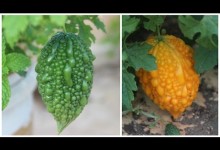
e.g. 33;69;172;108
157;25;162;41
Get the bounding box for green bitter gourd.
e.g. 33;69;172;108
35;32;95;133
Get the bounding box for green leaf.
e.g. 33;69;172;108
165;123;180;135
65;18;78;33
28;15;43;26
33;19;57;45
91;16;106;32
2;34;9;76
3;16;29;48
78;22;95;46
6;53;31;72
2;75;11;110
2;34;6;65
122;67;137;111
178;15;218;49
2;67;9;75
66;16;95;47
194;47;218;74
143;16;164;32
126;43;157;71
122;16;140;38
22;16;57;47
50;16;67;27
65;15;106;47
65;24;77;33
27;43;39;54
122;51;128;61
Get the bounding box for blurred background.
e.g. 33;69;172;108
2;15;120;135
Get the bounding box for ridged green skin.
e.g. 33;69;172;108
35;32;95;133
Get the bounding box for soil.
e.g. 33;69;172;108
122;68;218;135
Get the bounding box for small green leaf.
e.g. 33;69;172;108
178;15;218;49
165;123;180;135
6;53;31;72
3;16;29;48
122;16;140;38
2;75;11;110
143;16;164;32
91;16;106;32
78;23;95;46
194;47;218;74
50;16;67;27
126;43;157;71
122;65;137;111
66;16;96;47
28;15;43;26
65;15;106;47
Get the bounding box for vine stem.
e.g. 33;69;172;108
157;25;162;41
63;24;67;33
123;34;129;50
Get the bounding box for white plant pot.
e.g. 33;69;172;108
2;62;37;135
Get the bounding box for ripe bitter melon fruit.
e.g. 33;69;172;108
35;32;95;133
136;35;200;119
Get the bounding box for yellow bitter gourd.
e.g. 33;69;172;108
136;35;200;118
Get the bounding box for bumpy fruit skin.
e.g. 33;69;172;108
136;35;200;118
35;32;95;133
